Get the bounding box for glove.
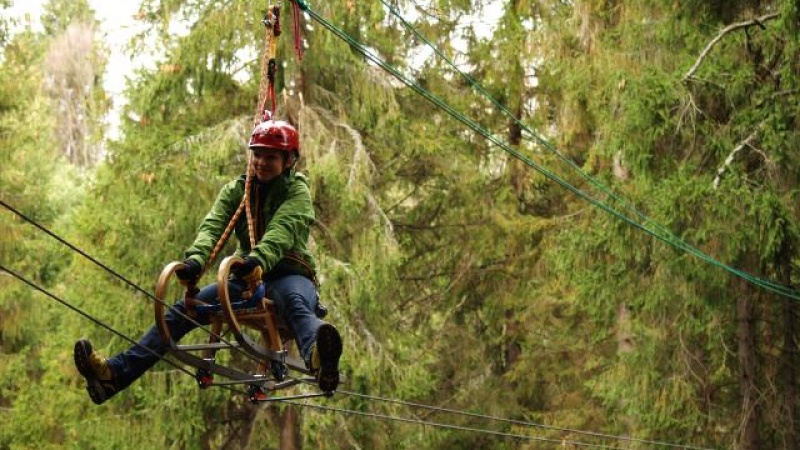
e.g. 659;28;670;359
232;256;263;283
176;259;202;283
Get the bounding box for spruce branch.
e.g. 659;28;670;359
712;126;762;190
683;12;780;82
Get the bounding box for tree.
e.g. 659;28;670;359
3;0;798;448
41;0;109;168
530;1;799;447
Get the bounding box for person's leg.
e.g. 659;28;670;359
75;282;228;404
107;283;225;389
266;275;342;392
264;275;322;361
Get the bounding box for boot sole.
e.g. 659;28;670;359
74;340;114;405
316;324;342;393
74;340;96;380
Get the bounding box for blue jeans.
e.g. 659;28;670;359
107;275;322;390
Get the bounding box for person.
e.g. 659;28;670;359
73;119;342;405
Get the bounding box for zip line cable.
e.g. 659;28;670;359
0;198;266;368
4;256;577;448
291;0;800;301
0;206;709;450
377;1;764;288
0;265;176;368
294;379;714;450
0;264;249;398
333;389;715;450
282;400;635;449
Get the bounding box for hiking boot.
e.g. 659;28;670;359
74;339;117;405
310;323;342;393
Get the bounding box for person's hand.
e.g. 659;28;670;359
176;259;202;283
232;256;263;283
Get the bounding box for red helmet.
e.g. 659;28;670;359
248;120;300;155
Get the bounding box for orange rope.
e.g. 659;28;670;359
205;5;281;271
205;197;247;272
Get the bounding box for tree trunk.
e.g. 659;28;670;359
737;279;760;450
279;405;302;450
778;247;798;450
617;303;634;437
507;105;526;203
503;106;523;373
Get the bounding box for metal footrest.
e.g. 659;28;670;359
174;342;240;351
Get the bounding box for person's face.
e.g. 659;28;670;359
251;148;290;182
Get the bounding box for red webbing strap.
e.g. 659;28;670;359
256;5;280;124
291;1;303;61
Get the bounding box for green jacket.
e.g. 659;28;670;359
184;170;316;279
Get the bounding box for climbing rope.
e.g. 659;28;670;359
245;3;283;251
255;3;281;125
291;0;304;60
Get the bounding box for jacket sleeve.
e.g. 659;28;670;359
249;176;314;272
183;180;242;266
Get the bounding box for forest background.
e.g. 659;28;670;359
1;1;798;449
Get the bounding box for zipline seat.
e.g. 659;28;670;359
154;256;319;401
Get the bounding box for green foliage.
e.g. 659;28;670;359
3;0;799;449
40;0;98;36
0;15;90;449
0;28;63;350
533;1;800;448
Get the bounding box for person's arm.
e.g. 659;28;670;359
249;176;314;272
183;180;242;267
